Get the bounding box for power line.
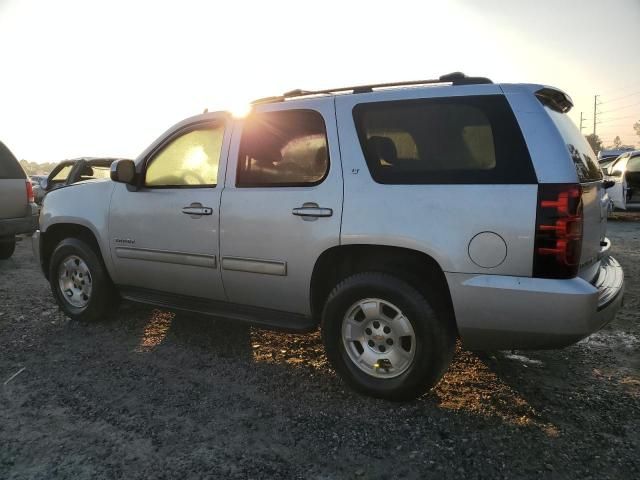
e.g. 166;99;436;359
600;100;640;114
598;124;637;130
599;114;638;123
600;81;640;96
600;90;640;104
598;118;638;125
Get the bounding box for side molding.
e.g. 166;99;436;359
115;246;216;268
221;256;287;276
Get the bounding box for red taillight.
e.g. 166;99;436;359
26;180;34;203
533;184;583;279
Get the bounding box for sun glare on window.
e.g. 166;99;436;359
183;145;208;170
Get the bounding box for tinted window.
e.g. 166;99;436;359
237;110;329;187
544;108;603;182
146;126;224;187
353;95;535;184
0;142;25;179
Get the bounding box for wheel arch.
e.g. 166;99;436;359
310;244;457;333
40;222;112;281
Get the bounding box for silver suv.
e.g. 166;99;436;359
33;73;624;400
0;141;38;259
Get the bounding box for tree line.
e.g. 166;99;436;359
19;160;59;176
584;119;639;154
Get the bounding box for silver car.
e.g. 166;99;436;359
0;141;38;259
33;73;624;400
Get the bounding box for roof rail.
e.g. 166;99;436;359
251;72;492;105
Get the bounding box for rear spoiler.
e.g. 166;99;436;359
535;87;573;113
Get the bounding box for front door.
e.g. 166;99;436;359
219;99;343;315
109;116;230;300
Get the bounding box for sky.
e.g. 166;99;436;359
0;0;639;163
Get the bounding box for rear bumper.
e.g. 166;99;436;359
446;256;625;350
0;206;38;237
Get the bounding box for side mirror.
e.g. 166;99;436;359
110;159;136;185
41;178;49;191
603;180;616;189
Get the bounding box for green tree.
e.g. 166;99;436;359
585;133;603;154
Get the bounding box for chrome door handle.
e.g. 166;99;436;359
292;204;333;218
182;203;213;216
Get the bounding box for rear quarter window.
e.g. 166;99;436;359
544;108;603;183
352;95;535;184
0;142;25;179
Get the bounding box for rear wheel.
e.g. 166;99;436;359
49;237;117;321
0;235;16;259
322;272;455;400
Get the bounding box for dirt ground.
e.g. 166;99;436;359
1;217;638;479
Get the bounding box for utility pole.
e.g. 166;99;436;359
593;95;599;136
580;112;584;132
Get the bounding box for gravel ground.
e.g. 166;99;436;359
1;217;639;479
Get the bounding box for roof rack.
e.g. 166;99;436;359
251;72;492;105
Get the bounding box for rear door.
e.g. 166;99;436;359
219;98;342;315
0;142;28;219
542;107;608;279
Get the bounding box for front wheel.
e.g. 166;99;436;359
321;272;455;401
0;235;16;259
48;237;117;321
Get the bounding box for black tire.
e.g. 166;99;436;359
321;272;455;401
48;237;117;322
0;235;16;260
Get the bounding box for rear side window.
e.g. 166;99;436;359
353;95;535;184
237;110;329;187
0;142;25;179
544;108;603;183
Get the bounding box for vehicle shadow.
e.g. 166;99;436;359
106;300;638;438
468;334;639;436
112;302;255;360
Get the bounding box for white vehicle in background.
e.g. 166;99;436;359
607;150;640;210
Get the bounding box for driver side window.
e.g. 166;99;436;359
145;125;225;187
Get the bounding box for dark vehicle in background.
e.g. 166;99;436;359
41;157;123;198
0;142;38;259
